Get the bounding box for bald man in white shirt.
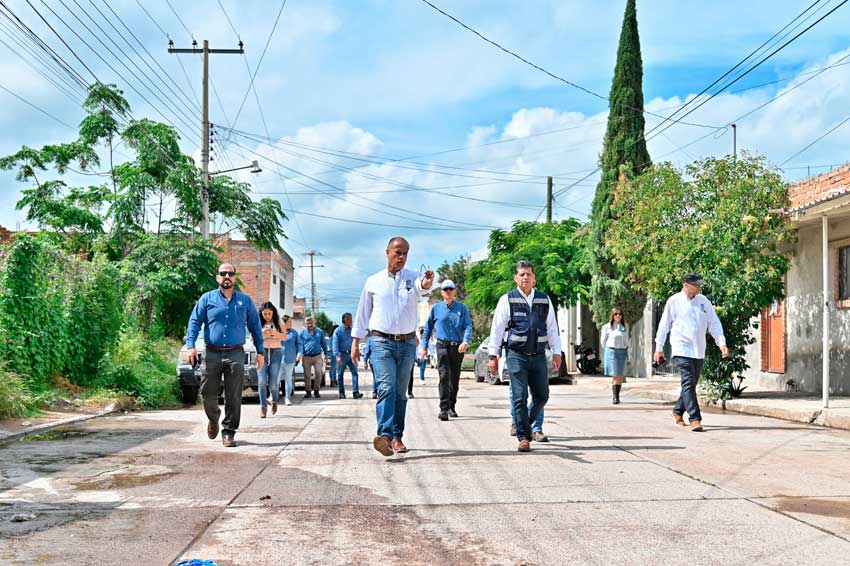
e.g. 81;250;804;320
351;237;434;457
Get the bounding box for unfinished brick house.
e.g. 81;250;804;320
215;235;295;317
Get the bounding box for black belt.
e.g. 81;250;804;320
372;331;415;340
339;350;351;354
437;340;461;347
206;344;243;352
303;352;323;357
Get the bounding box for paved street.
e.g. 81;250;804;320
2;370;850;565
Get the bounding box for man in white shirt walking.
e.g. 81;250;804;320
488;261;561;452
654;273;729;431
351;237;434;457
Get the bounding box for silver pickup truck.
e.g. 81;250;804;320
176;336;259;404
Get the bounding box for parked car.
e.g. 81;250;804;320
177;335;259;404
472;342;563;385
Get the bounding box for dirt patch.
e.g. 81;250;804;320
773;497;850;519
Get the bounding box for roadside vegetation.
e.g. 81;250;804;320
0;83;286;418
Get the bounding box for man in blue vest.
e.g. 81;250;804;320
487;260;561;452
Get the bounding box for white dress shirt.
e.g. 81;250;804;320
488;287;561;355
601;323;629;350
654;291;726;359
352;267;430;339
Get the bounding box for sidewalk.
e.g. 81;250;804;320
595;376;850;431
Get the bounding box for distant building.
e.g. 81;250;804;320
215;236;294;317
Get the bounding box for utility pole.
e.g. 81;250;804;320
301;250;325;316
546;176;553;224
732;123;737;160
168;39;244;240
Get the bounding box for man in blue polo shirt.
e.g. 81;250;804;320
186;263;265;448
333;313;362;399
300;316;330;399
420;279;473;421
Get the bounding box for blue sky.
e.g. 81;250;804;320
1;0;850;320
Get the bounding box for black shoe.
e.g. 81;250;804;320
304;391;312;399
438;412;449;421
449;409;458;418
353;392;363;399
207;420;219;439
314;391;321;398
331;380;338;386
408;391;414;399
372;391;377;399
222;433;236;448
338;393;346;399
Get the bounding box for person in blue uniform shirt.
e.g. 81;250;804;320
420;279;473;421
300;316;330;398
333;313;362;399
186;263;264;448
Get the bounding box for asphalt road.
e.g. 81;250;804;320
2;370;850;565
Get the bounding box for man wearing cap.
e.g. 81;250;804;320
654;273;729;432
487;260;561;452
351;237;434;457
420;280;473;421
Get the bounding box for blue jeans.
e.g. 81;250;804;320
417;357;427;381
506;350;549;440
337;353;359;394
282;361;295;401
329;355;337;383
257;347;282;406
673;356;704;421
370;336;416;439
509;383;544;433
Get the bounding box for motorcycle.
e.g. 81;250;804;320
574;344;602;375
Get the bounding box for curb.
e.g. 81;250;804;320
0;408;119;444
631;389;850;431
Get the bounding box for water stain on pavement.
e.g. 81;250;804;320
774;497;850;519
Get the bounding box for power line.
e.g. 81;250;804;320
419;0;718;130
781;113;850;166
278;207;492;231
0;81;74;127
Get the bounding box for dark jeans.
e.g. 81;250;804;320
337;353;359;394
408;362;414;395
437;344;463;412
506;350;549;440
200;347;245;435
673;356;705;422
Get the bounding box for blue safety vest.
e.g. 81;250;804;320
506;289;550;355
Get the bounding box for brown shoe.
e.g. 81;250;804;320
207;420;219;439
531;431;549;443
222;433;237;447
517;439;531;452
260;405;267;418
673;412;686;426
391;438;408;453
690;420;704;432
271;402;277;415
372;435;394;457
510;423;516;437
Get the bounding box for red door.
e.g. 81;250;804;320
760;301;786;373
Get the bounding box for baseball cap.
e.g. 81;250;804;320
682;273;706;287
441;279;456;290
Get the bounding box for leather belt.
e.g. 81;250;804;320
206;344;243;352
303;353;322;357
372;331;415;341
437;340;461;347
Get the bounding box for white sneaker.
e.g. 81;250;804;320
285;398;292;406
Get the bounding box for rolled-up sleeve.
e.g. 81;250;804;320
186;294;207;348
488;295;510;353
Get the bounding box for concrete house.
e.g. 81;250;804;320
743;165;850;399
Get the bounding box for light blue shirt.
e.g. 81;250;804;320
332;326;354;357
186;289;264;354
421;300;473;352
300;328;329;356
282;328;302;363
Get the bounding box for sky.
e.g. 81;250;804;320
1;0;850;321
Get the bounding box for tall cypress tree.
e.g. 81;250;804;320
588;0;651;326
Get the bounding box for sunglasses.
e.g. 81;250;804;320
613;313;623;316
219;270;236;277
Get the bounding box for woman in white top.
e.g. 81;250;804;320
600;307;629;405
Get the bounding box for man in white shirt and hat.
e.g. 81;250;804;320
654;273;729;432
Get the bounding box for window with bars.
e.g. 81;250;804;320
279;281;286;312
839;245;850;303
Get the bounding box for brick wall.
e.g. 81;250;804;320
214;236;294;314
788;164;850;210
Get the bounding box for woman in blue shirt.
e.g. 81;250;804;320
281;314;302;406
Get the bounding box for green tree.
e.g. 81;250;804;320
306;310;335;336
606;154;792;399
466;219;590;313
588;0;651;327
430;255;471;301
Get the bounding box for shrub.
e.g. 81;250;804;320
0;363;34;419
97;331;179;407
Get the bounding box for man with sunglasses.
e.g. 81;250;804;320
186;263;265;447
654;273;729;432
